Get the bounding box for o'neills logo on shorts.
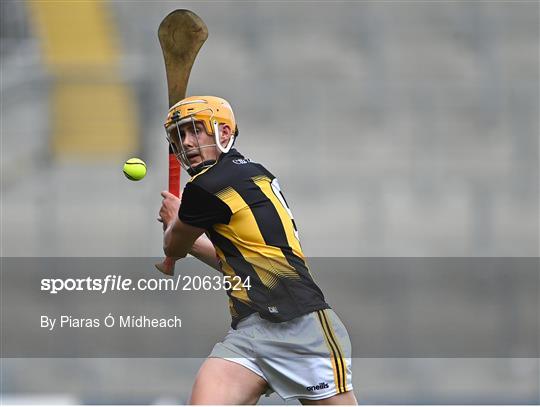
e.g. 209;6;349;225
306;382;329;391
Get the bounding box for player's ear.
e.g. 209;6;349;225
219;124;232;145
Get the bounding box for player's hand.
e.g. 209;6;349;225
158;191;181;231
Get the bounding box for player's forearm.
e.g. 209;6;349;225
163;226;189;258
163;218;203;258
189;234;220;271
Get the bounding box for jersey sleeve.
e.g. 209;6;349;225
179;182;232;229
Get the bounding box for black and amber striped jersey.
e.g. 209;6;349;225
179;149;329;328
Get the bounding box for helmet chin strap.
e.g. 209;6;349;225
214;120;234;153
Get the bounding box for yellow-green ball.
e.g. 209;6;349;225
123;158;146;181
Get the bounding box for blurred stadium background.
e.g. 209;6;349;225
1;0;538;404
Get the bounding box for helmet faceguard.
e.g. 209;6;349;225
164;96;237;174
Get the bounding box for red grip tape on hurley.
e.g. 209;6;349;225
169;153;181;197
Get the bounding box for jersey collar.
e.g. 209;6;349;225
187;149;240;176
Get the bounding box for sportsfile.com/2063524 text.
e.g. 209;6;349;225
40;275;251;294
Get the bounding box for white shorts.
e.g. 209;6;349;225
208;308;353;401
